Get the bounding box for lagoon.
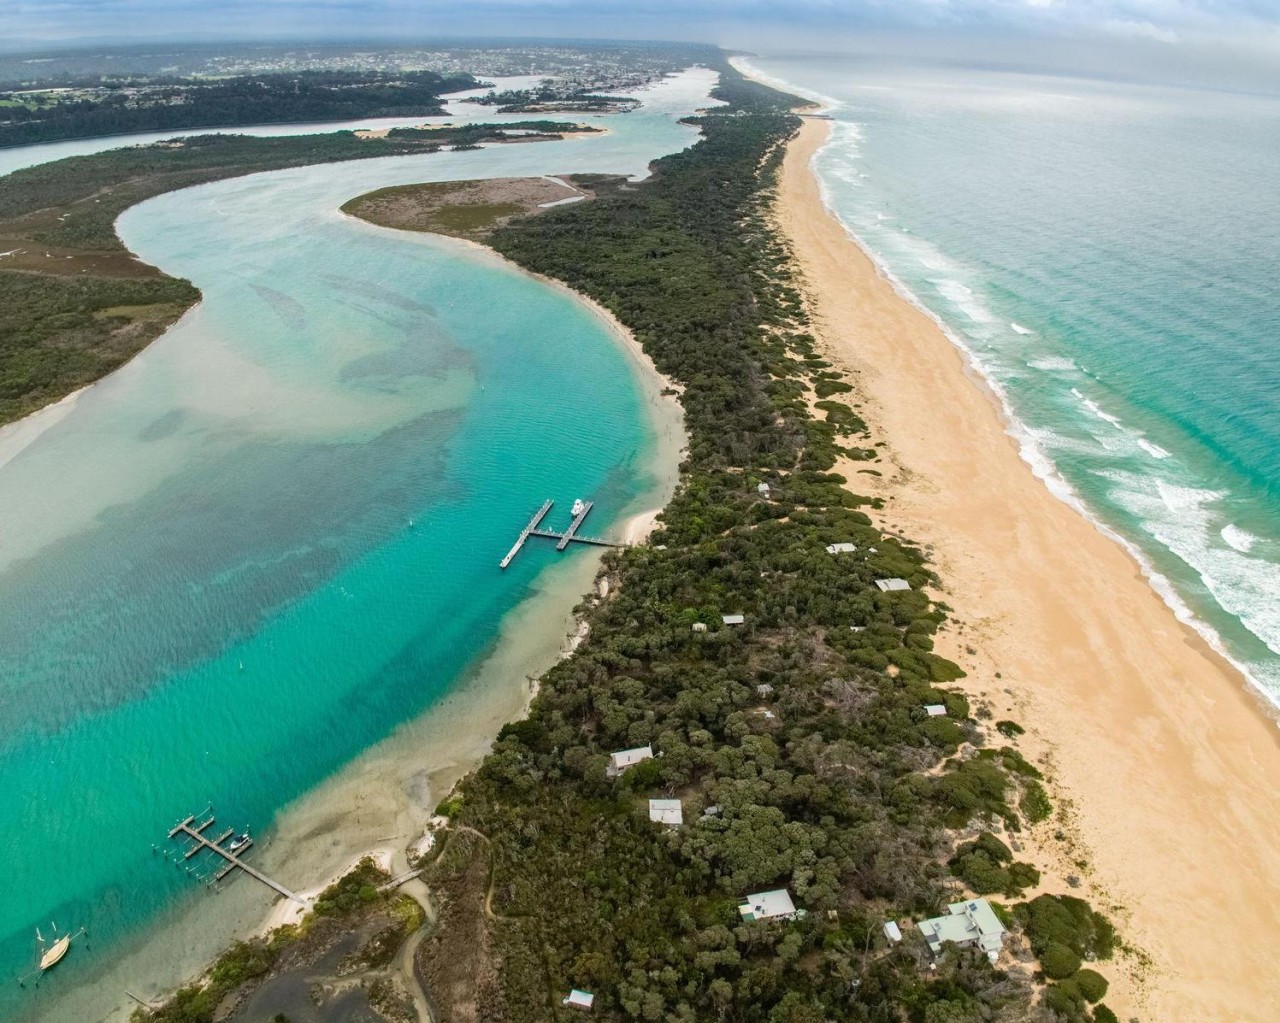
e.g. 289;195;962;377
0;68;712;1021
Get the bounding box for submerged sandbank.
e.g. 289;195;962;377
778;116;1280;1022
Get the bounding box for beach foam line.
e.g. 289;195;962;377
789;99;1280;713
1010;321;1034;335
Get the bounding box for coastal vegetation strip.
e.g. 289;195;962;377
409;61;1115;1023
0;122;590;426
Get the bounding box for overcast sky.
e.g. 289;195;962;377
5;0;1280;53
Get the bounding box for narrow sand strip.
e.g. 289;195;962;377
779;117;1280;1022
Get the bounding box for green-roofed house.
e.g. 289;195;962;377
917;899;1007;962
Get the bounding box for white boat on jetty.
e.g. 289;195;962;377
571;498;587;516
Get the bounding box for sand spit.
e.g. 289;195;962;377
777;116;1280;1022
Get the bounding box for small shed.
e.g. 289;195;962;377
606;745;654;778
875;578;911;592
826;542;857;554
563;990;595;1010
924;704;947;717
757;482;771;497
648;798;683;827
739;889;798;922
883;920;903;943
722;613;745;626
692;622;708;633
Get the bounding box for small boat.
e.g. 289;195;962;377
39;935;70;971
227;832;251;854
571;498;587;516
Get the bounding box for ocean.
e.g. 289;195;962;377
747;52;1280;710
0;70;711;1020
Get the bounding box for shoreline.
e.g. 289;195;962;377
778;114;1280;1021
35;223;683;1022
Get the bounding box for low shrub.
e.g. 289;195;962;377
1073;968;1109;1002
1040;940;1083;980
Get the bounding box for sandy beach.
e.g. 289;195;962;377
778;117;1280;1021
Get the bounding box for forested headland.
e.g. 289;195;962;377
0;70;479;148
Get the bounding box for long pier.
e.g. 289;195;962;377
500;500;553;569
499;499;625;569
167;815;305;904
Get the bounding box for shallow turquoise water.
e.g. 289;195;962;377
752;53;1280;708
0;71;712;1017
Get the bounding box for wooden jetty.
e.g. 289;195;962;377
499;499;625;569
167;813;305;904
499;500;553;569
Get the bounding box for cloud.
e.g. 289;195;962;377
4;0;1280;48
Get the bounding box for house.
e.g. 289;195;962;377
917;899;1007;962
875;578;911;592
924;704;947;717
883;920;903;943
692;622;708;633
606;745;653;778
826;542;857;554
722;613;745;626
738;889;798;922
563;990;595;1010
648;798;683;827
757;482;771;497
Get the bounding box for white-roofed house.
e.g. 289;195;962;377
917;899;1007;962
883;920;903;943
562;990;595;1010
826;542;857;554
924;704;947;717
738;889;798;922
648;798;684;827
875;578;911;592
757;482;771;497
722;613;745;626
606;745;654;778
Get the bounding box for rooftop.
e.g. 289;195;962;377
918;899;1007;962
875;578;911;592
648;798;683;827
738;888;797;922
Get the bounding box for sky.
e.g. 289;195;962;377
3;0;1280;61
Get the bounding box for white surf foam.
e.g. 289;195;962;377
1027;357;1077;371
1137;438;1172;459
1222;523;1260;553
1010;321;1034;335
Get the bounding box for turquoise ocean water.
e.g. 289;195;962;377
0;71;713;1019
749;53;1280;710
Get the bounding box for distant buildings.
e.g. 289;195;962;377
875;578;911;592
648;798;683;827
918;899;1007;962
738;889;799;922
606;745;653;778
